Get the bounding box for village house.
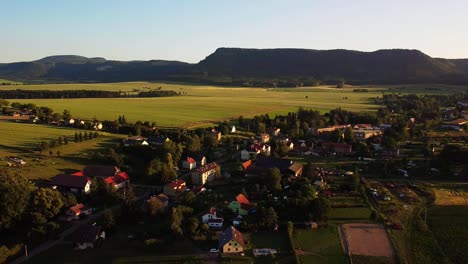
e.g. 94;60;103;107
228;194;254;216
240;149;251;161
191;162;219;185
312;125;350;136
353;128;382;141
240;160;252;172
268;127;281;137
82;165;130;189
319;142;352;154
92;122;103;130
50;173;92;194
66;203;93;220
182;157;197;170
218;226;245;253
254;156;303;177
260;133;270;143
72;225;105;250
148;193;169;208
104;171;130;189
210;129;222;141
147;135;170;145
122;136;149;146
163;179;187;197
202;207;224;228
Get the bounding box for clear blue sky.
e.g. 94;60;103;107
1;0;467;63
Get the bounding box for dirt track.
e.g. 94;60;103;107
341;223;394;257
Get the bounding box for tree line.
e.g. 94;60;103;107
0;89;180;99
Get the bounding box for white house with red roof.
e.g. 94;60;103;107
104;171;129;189
182;157;197;170
202;207;224;228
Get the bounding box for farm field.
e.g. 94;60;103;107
293;226;346;264
428;205;468;264
0;122;89;154
4;81;465;128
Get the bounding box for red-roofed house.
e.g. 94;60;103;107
163;179;187;197
228;194;253;216
50;174;92;194
104;172;130;189
202;207;224;228
66;203;92;220
218;226;245;253
182;157;197;170
191;162;219;185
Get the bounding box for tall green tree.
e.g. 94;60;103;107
0;171;35;230
29;188;63;221
266;168;282;192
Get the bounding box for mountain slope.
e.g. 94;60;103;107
1;49;468;84
196;48;467;83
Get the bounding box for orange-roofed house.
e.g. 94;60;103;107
228;194;254;216
163;179;187;197
182;157;197;170
66;203;92;220
241;160;252;172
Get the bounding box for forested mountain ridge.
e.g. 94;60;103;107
1;49;468;85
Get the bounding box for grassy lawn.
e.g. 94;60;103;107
428;205;468;264
0;122;124;180
293;225;346;264
328;207;372;221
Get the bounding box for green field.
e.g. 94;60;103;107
428;205;468;264
328;207;372;221
293;226;346;264
0;122;87;153
2;82;465;128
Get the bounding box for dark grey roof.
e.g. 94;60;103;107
255;156;292;171
50;174;89;189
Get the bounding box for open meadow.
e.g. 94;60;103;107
4;82;465;129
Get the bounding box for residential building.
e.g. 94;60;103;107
218;226;245;253
50;173;91;194
182;157;197;170
228;194;254;216
163;179;187;197
72;225;105;250
66;203;92;220
191;162;219;185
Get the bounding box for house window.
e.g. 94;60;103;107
234;243;237;246
229;243;231;246
228;248;230;251
236;248;238;251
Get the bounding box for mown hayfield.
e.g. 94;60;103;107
3;82;465;128
433;188;468;206
293;226;346;264
428;205;468;264
0;121;87;153
5;83;382;128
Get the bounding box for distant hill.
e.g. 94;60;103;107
1;49;468;85
195;48;468;84
0;55;192;82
